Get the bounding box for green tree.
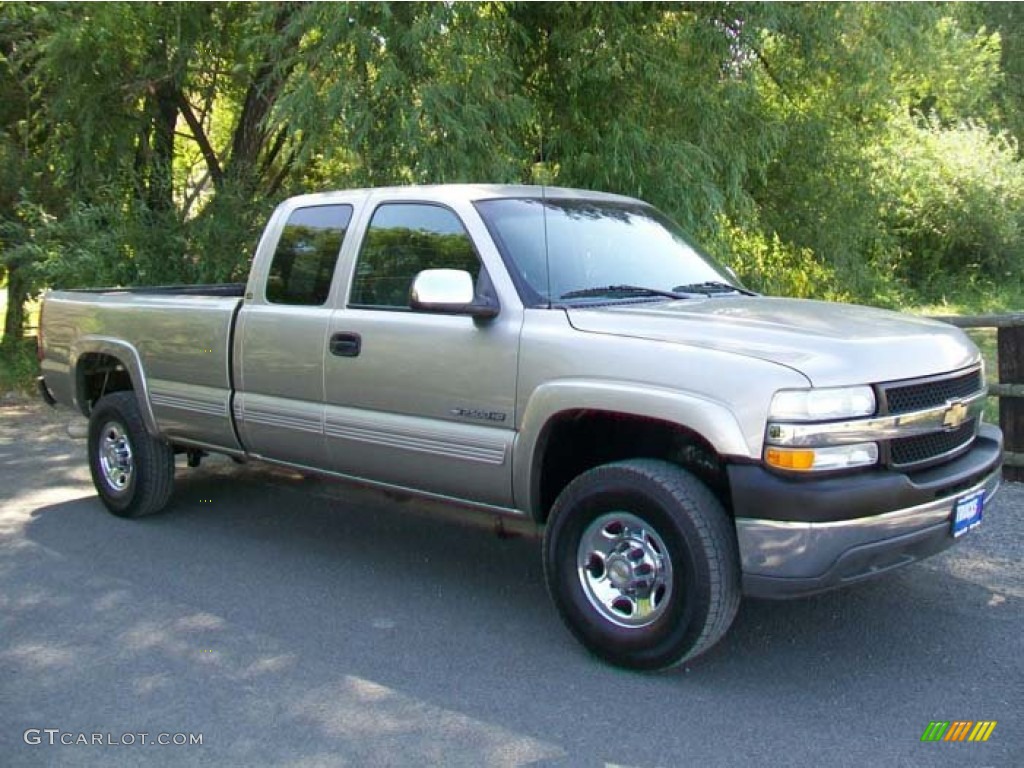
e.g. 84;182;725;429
2;0;1022;348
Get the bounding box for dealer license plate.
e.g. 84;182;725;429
951;489;985;538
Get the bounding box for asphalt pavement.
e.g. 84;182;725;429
1;401;1021;767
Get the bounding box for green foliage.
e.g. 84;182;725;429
507;3;779;232
871;112;1024;295
1;0;1023;338
733;4;1024;309
0;338;37;394
276;2;534;187
711;219;850;302
960;3;1024;144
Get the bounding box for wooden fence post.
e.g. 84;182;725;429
998;323;1023;482
928;312;1024;482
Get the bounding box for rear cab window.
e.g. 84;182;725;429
266;205;353;305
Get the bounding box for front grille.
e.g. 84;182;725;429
889;420;977;468
882;369;982;415
877;367;984;470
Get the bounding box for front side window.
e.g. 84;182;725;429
349;203;481;309
266;205;353;305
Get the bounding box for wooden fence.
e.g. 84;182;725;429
930;313;1024;482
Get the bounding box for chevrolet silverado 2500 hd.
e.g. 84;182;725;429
38;185;1004;670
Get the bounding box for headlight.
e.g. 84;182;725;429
765;386;878;472
769;386;875;421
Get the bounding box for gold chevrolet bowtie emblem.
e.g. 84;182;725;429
942;400;969;430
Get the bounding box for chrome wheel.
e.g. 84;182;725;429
98;421;134;494
577;512;674;628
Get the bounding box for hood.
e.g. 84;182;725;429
566;296;979;387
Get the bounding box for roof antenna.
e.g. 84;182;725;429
539;125;552;309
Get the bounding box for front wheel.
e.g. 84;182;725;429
88;392;175;518
543;459;740;670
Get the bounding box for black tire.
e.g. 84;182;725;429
88;391;175;518
542;459;740;671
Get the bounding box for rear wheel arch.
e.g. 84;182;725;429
77;352;134;410
71;340;159;436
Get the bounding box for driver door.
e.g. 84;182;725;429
322;201;520;507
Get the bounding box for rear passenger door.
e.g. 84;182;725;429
322;201;520;507
235;203;355;468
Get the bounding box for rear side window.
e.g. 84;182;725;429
349;203;480;309
266;205;353;305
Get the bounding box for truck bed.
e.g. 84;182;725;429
40;285;245;451
61;282;246;297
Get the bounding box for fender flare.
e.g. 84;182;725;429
513;379;753;518
69;336;160;437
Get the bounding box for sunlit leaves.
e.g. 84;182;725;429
1;0;1022;333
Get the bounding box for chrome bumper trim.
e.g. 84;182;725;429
766;390;987;447
736;467;1002;579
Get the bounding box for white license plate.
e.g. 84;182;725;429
952;490;985;538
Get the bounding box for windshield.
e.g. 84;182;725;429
474;198;739;306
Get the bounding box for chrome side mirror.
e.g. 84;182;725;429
410;269;499;320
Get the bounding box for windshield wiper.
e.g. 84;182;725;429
559;284;695;301
671;281;757;296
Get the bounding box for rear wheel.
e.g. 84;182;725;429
543;459;740;670
88;392;175;518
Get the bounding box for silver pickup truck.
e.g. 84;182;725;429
38;184;1004;670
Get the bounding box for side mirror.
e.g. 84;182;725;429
410;269;499;320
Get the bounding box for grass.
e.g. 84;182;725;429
905;274;1024;318
0;339;39;396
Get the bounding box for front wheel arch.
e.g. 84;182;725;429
528;409;730;523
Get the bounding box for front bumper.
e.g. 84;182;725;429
735;424;1003;598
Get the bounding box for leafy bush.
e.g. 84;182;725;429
711;219;851;302
871;112;1024;296
21;192;260;291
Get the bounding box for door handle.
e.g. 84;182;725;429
329;332;361;357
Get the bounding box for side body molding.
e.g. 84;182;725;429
512;379;752;517
69;336;160;436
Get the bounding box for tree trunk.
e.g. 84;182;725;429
2;264;28;346
224;5;299;195
147;81;179;213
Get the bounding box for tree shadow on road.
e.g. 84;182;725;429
6;464;1020;766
